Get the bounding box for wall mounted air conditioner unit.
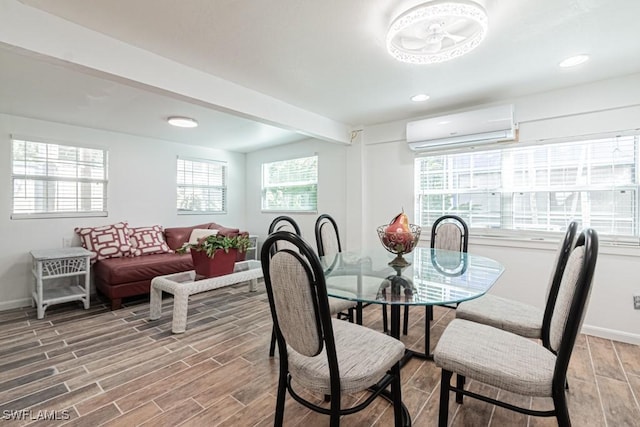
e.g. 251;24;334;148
407;104;517;151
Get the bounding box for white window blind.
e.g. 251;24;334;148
415;134;639;240
177;157;227;214
262;155;318;212
11;138;108;219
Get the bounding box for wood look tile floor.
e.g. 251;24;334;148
1;281;640;426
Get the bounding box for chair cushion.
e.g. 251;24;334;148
288;319;405;394
433;319;556;397
328;297;356;314
456;294;543;338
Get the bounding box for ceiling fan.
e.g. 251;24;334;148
386;1;488;64
400;19;468;53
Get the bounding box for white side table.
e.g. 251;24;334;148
30;247;91;319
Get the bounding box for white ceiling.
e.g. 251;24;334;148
3;0;640;152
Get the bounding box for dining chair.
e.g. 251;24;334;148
268;215;302;254
268;215;356;357
261;231;407;426
433;228;598;426
455;221;578;347
315;214;367;325
394;215;468;336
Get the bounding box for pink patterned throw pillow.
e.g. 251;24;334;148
74;222;133;261
129;225;172;256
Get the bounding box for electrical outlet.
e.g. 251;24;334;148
62;238;72;247
634;295;640;310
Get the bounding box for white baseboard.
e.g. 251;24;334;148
0;298;32;312
582;324;640;345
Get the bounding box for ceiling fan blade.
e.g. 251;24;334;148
423;39;442;53
443;31;467;42
444;18;468;33
400;37;428;50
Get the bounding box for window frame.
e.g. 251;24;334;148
11;136;108;220
414;132;640;245
261;155;319;213
176;156;228;215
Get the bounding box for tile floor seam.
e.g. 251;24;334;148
587;335;609;427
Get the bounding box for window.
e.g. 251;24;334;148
415;134;639;240
262;155;318;212
177;157;227;214
11;138;108;219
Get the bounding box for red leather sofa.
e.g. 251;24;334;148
94;222;247;310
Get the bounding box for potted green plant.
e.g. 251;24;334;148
176;234;251;278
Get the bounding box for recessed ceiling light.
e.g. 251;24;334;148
411;94;430;102
559;54;589;68
167;116;198;128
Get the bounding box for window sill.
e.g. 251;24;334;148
11;212;108;220
421;234;640;257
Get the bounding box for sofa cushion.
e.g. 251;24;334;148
75;222;133;261
164;223;213;250
209;222;241;237
94;253;193;286
189;228;219;244
130;225;172;256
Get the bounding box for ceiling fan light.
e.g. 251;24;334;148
559;54;589;68
411;93;431;102
167;116;198;128
386;1;488;65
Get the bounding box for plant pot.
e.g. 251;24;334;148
191;248;237;278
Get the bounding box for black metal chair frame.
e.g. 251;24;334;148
261;231;406;426
267;215;302;357
540;221;579;350
431;214;469;253
315;213;342;257
314;214;361;325
438;228;598;427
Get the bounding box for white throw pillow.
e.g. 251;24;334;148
188;228;218;244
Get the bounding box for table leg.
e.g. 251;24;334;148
83;259;91;309
356;302;363;325
171;292;189;334
397;304;433;364
424;305;433;358
35;264;44;319
149;286;163;321
249;278;257;292
390;305;401;339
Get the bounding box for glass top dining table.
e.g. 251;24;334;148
320;246;504;359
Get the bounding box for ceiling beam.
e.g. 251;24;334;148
0;0;351;144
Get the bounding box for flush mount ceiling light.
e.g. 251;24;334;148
559;54;589;68
386;0;488;64
167;116;198;128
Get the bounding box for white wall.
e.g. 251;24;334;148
245;137;350;256
3;73;640;345
0;113;246;309
356;73;640;344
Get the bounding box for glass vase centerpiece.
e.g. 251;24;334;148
376;223;421;268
